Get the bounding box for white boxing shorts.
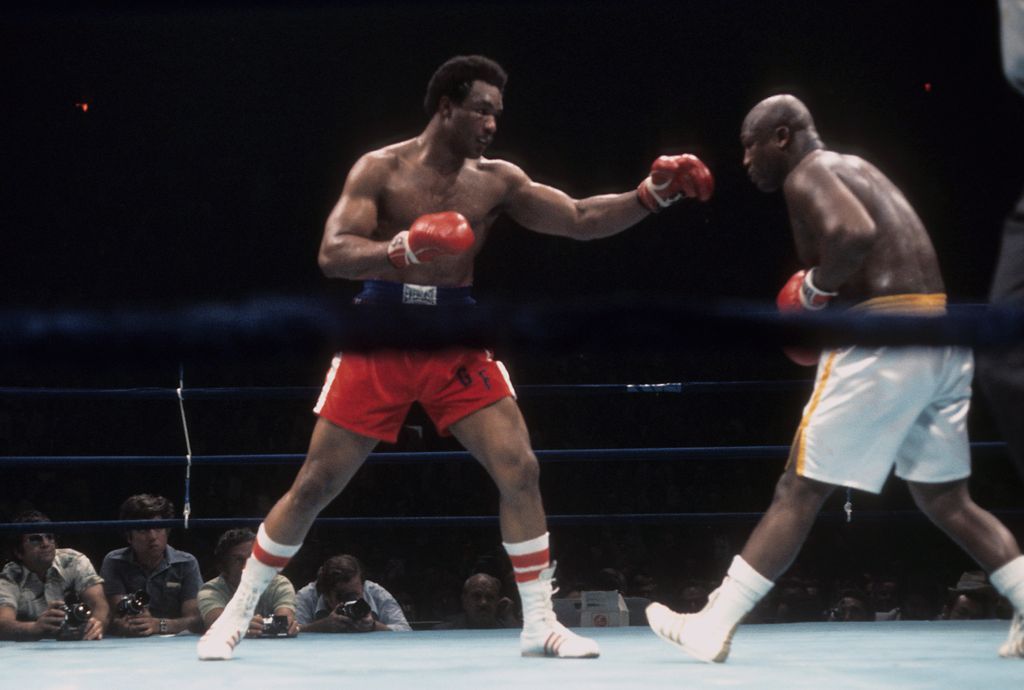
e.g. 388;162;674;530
788;294;973;493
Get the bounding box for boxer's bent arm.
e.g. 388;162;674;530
503;165;649;241
319;154;395;280
787;163;877;292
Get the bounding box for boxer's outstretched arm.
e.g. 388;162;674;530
501;163;648;241
503;155;712;241
318;154;394;279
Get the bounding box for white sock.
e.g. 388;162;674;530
503;532;550;556
504;533;553;632
240;523;301;592
990;555;1024;612
704;555;774;628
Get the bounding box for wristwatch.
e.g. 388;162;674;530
159;618;168;634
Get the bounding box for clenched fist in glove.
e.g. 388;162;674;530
776;268;838;366
637;154;714;212
387;211;475;269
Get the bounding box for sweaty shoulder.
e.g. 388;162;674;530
474;157;531;202
351;141;412;180
786;150;843;191
473;156;521;180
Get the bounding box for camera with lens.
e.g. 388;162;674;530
335;596;371;621
116;590;150;616
260;614;290;638
56;591;92;641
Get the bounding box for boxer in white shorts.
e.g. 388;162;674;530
647;95;1024;663
793;296;972;492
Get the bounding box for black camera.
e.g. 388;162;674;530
336;597;371;620
116;590;150;616
260;614;290;638
57;591;92;641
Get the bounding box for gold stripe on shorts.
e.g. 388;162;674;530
787;350;839;476
849;293;947;315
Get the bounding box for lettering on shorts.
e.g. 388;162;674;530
455;366;492;390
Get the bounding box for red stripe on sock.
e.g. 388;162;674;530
509;549;549;570
515;570;542;583
252;540;290;569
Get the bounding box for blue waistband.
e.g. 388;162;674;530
354;281;476;306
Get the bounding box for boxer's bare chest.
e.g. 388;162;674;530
376;162;504;240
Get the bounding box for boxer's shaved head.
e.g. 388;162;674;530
741;94;824;192
742;94;817;141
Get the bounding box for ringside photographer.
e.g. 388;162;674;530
198;528;298;638
295;554;410;633
100;494;202;636
0;510;108;641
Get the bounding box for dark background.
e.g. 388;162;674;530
3;1;1022;308
1;2;1022;618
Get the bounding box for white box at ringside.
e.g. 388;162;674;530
578;590;629;627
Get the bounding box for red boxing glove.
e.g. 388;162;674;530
637;154;714;212
776;269;837;366
387;211;475;269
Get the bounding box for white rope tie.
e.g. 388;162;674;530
176;365;193;529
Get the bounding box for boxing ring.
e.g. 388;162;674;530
1;297;1023;689
1;623;1021;689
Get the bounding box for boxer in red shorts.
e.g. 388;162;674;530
199;54;712;661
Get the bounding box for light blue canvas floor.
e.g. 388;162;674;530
3;621;1022;690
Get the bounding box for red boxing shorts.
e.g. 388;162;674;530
313;348;516;442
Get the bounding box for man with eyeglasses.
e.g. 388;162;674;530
0;510;108;640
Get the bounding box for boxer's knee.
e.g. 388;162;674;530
285;477;333;515
908;479;970;521
772;470;834;511
489;445;540;497
286;462;349;514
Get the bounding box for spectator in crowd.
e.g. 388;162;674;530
592;567;628;594
627;571;658;601
435;573;518;630
0;510;108;640
100;494;202;636
198;528;298;637
827;588;872;622
295;554;411;632
942;570;998;620
772;575;824;623
868;573;902;621
674;580;711;614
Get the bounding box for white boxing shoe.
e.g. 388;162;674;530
517;563;599;659
196;586;261;661
196;625;243;661
646;601;735;663
999;611;1024;658
521;620;600;659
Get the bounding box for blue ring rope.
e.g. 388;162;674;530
3;509;1023;534
0;442;1007;467
0;380;812;400
2;297;1021;357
